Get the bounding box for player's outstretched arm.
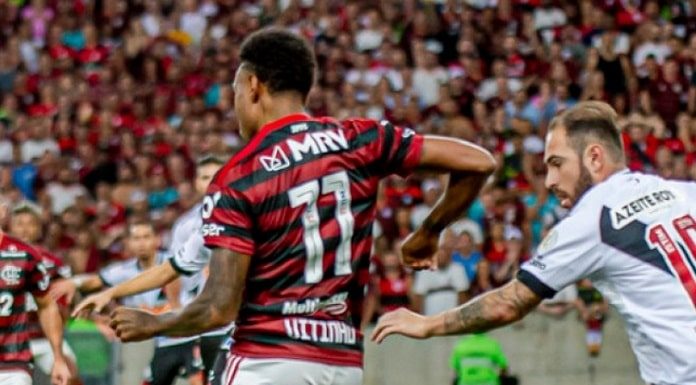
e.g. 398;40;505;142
371;279;541;343
402;137;496;269
110;248;249;341
72;263;179;318
49;274;103;303
35;294;72;385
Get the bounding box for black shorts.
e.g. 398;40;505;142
144;341;202;385
200;334;226;384
207;337;234;385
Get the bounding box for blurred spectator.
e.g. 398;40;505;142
576;279;609;358
449;229;483;294
43;166;87;215
362;250;413;330
479;222;522;292
410;178;442;229
413;246;469;316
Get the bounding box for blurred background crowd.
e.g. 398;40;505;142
0;0;694;361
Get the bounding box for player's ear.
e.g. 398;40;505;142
584;144;603;173
249;74;261;104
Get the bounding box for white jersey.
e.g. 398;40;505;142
98;252;195;347
169;203;233;337
519;170;696;385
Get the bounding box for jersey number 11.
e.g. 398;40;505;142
647;214;696;309
289;171;354;284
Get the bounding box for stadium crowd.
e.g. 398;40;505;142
1;0;695;365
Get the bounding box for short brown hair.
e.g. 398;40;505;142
549;101;625;162
126;218;155;237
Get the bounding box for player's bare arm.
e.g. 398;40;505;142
50;274;104;303
110;248;249;341
35;293;72;385
371;279;541;343
403;137;496;269
73;263;179;317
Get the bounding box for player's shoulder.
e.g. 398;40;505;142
33;245;64;265
339;117;379;129
0;234;42;261
173;203;202;229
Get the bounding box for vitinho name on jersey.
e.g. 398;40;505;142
283;318;357;345
611;190;677;228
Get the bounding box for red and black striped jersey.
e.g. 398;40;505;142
26;247;71;340
202;114;424;367
0;234;51;370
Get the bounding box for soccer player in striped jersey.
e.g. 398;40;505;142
0;199;71;385
71;156;230;383
8;201;80;384
108;28;496;385
372;102;696;385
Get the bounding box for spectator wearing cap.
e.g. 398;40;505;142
410;178;443;229
412;40;448;109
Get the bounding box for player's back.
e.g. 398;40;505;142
592;171;696;384
0;234;49;370
525;170;696;384
203;113;423;366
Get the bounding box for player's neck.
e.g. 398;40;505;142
258;96;307;130
595;163;627;184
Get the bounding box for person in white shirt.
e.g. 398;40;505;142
413;249;469;316
20;118;59;163
410;178;442;230
44;168;87;215
373;101;696;385
72;156;229;384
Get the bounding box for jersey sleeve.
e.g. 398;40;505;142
379;120;424;177
517;213;604;299
201;182;255;255
26;252;51;298
351;119;424;178
169;232;211;276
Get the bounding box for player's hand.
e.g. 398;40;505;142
50;357;72;385
109;307;160;342
49;279;78;304
72;289;113;318
371;308;435;344
400;228;440;270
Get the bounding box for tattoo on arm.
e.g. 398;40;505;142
441;279;542;335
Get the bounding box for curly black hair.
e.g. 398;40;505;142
239;28;316;99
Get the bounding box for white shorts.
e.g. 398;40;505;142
0;370;31;385
29;339;77;375
211;353;363;385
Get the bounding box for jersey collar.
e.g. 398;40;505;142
255;113;313;139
